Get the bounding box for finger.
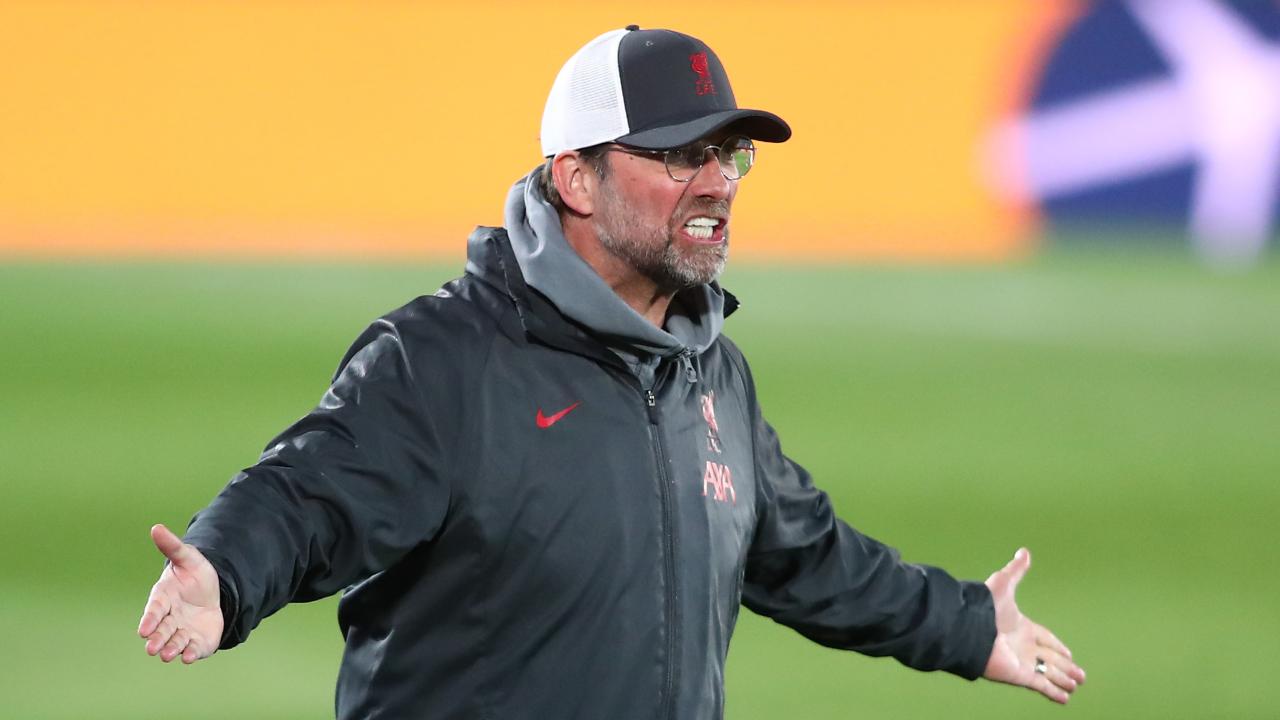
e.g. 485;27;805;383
1031;648;1085;697
1034;627;1086;683
1005;547;1031;591
159;629;190;663
144;615;177;656
1033;671;1071;704
1057;657;1087;685
1036;626;1072;658
151;524;196;567
1046;662;1080;695
137;589;171;637
182;633;215;665
181;642;203;665
1034;650;1079;693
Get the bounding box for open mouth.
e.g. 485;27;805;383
682;216;724;242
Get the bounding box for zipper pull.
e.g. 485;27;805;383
644;388;660;424
680;351;697;384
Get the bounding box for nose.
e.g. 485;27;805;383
687;149;733;201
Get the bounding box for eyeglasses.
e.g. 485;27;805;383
606;135;756;182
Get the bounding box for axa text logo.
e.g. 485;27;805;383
703;461;735;504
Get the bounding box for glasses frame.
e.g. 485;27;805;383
605;136;756;182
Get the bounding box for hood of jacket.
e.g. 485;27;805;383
485;166;728;373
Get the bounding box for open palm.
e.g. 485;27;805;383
137;524;224;664
983;548;1087;704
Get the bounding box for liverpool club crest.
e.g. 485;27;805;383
700;391;723;454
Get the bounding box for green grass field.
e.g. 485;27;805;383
2;248;1277;718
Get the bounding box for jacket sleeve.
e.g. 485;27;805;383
182;317;453;650
737;356;995;680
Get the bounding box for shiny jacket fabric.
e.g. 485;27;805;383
185;228;996;719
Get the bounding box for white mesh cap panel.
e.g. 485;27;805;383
540;29;630;157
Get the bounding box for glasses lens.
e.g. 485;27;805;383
663;136;756;181
665;143;703;181
718;136;754;180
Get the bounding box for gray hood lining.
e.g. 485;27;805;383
502;167;726;373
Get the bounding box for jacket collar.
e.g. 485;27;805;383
464;226;738;361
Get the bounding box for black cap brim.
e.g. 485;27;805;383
615;108;791;149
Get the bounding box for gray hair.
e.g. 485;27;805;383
539;144;612;214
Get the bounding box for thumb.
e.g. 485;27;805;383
1004;547;1032;591
987;547;1032;592
151;523;197;567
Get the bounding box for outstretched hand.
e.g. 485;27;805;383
137;524;224;664
983;548;1086;704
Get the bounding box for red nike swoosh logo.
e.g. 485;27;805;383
536;401;581;429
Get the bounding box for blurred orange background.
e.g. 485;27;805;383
0;1;1079;261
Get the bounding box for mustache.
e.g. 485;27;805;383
677;199;732;219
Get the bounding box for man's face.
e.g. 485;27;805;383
590;134;739;292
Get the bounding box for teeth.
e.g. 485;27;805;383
684;216;719;239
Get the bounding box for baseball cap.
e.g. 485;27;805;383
540;25;791;157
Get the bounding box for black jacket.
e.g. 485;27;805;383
185;227;995;719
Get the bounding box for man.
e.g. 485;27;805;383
138;26;1086;718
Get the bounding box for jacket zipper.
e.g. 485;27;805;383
644;386;680;720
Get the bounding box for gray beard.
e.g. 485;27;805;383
593;187;729;293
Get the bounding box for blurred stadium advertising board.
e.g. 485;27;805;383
985;0;1280;265
1;0;1275;262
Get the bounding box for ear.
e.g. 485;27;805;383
551;151;601;216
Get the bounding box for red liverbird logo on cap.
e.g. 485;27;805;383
690;52;716;96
